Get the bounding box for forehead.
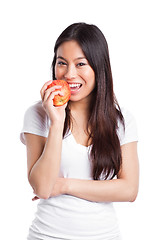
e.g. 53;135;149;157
56;40;85;58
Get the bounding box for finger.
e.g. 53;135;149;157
56;101;68;109
40;80;53;100
43;86;62;102
44;90;64;103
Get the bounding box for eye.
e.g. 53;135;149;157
77;62;86;67
57;61;67;66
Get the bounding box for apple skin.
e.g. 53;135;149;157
47;80;71;107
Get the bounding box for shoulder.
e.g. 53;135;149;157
120;107;136;124
23;101;49;129
20;101;49;144
117;107;138;146
24;100;46;118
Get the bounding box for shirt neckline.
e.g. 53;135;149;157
68;129;92;149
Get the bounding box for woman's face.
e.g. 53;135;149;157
55;40;96;104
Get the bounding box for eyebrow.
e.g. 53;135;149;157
56;56;86;61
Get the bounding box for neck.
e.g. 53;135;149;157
68;99;92;130
69;101;89;114
69;92;95;115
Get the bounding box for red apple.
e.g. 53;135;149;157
47;80;71;107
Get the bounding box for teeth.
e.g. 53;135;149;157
69;83;81;88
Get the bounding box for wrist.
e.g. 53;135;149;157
49;121;64;133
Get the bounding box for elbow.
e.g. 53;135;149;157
128;188;138;202
35;189;50;200
32;185;51;200
28;176;51;200
129;192;138;202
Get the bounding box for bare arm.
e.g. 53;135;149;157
63;141;139;202
25;80;67;199
25;123;63;199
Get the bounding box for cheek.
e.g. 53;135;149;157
84;67;95;78
85;69;95;85
55;67;62;79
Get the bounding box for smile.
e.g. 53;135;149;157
68;83;82;94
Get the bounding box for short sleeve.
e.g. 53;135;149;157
20;101;49;145
117;108;138;146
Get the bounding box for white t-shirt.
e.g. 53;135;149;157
20;101;138;240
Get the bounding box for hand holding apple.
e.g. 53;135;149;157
40;80;70;125
47;80;71;107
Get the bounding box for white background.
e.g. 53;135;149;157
0;0;160;239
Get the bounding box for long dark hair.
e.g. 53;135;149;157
52;23;124;180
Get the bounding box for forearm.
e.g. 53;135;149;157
29;124;63;199
66;178;138;202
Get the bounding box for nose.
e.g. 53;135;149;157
64;64;76;80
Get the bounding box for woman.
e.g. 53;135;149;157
20;22;139;240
